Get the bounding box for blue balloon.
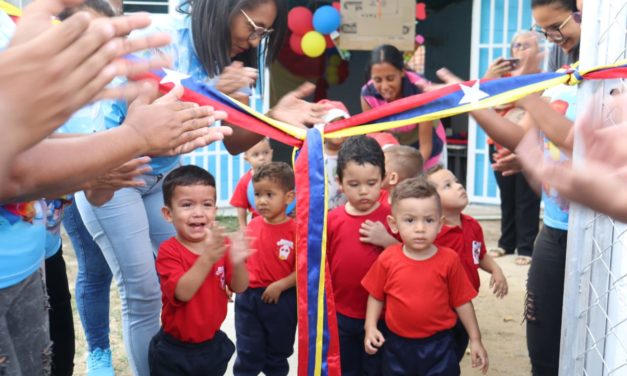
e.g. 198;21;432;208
312;5;341;35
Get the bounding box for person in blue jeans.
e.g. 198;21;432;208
55;2;118;373
63;203;115;375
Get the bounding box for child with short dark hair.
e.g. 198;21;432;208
150;165;250;376
427;165;508;360
362;177;488;375
233;162;298;376
231;137;273;229
327;135;395;375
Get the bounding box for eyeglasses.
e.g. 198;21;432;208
240;9;274;41
531;12;581;43
512;42;532;51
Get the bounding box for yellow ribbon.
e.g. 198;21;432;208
0;0;20;16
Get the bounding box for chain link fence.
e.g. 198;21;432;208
560;1;627;375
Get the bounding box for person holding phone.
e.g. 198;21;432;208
483;31;544;266
484;31;543;80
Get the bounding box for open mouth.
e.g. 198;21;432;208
189;222;206;230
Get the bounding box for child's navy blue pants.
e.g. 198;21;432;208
233;287;297;376
337;312;383;376
382;328;460;376
148;328;235;376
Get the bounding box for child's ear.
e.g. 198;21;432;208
438;215;445;232
161;206;173;223
388;172;399;186
335;176;342;192
285;190;295;205
386;214;399;234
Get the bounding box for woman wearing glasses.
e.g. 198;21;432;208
531;0;582;71
472;1;582;375
75;1;327;375
430;1;583;374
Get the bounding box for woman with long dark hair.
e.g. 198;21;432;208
361;44;447;170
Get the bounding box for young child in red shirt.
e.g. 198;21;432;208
427;165;508;361
362;177;488;375
149;165;250;376
326;135;395;375
233;162;297;376
230;137;273;229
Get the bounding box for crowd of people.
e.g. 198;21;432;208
1;0;627;375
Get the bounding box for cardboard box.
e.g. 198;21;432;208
338;0;416;51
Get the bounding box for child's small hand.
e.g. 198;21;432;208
489;267;509;299
364;327;385;355
359;220;395;247
228;231;253;266
203;225;226;264
261;281;283;304
469;338;489;374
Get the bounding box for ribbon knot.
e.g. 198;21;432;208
567;68;584;86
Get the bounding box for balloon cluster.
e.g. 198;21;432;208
287;3;341;58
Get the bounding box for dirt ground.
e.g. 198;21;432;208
63;218;531;375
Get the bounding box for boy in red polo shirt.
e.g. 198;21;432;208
233;162;297;376
149;165;250;376
230;137;273;229
362;177;488;375
326;135;396;375
427;165;508;361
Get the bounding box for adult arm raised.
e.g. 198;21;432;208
1;4;171;161
222;82;329;154
1;86;229;202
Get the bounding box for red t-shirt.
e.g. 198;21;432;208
378;189;390;205
434;214;487;291
230;170;259;217
156;237;233;343
327;203;393;319
246;216;296;288
362;244;477;338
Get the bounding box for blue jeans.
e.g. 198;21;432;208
76;173;175;376
62;202;113;352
